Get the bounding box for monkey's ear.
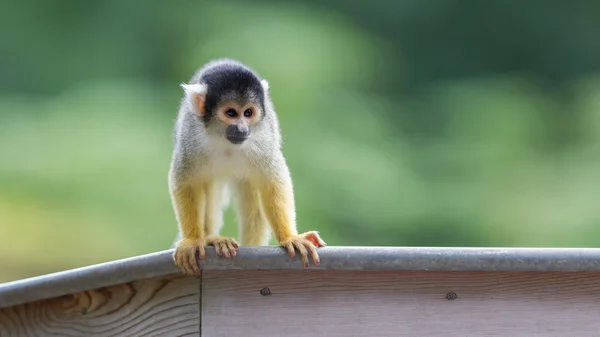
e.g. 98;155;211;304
260;79;270;92
181;83;207;116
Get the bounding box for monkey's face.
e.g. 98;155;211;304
180;71;270;146
213;101;263;145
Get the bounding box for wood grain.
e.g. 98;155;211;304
202;270;600;336
0;275;200;336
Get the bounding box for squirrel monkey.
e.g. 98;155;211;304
169;58;327;274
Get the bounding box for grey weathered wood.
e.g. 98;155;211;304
0;249;180;309
4;246;600;309
3;247;600;336
202;270;600;336
0;275;200;336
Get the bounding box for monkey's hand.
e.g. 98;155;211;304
280;231;327;268
205;235;239;258
173;238;205;275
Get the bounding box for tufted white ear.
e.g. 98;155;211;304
260;79;269;91
180;83;207;116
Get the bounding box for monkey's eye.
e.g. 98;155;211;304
225;108;237;117
243;108;253;117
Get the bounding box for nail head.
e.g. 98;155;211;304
445;292;458;300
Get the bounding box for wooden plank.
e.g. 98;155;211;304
5;247;600;309
202;270;600;336
0;275;200;336
0;249;180;309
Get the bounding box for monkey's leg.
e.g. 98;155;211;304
204;181;239;258
234;179;270;246
171;182;206;274
259;166;327;268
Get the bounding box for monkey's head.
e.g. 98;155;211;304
181;60;270;146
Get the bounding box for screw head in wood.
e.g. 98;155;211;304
260;287;272;296
445;292;457;300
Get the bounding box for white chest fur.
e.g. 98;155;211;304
198;141;258;180
212;149;251;176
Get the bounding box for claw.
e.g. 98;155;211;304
205;235;239;259
173;238;203;275
304;231;327;247
220;242;230;257
280;231;326;268
226;241;237;256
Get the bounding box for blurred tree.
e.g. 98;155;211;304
1;0;600;282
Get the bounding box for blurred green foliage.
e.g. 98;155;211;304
1;0;600;282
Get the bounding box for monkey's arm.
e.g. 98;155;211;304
203;181;239;258
259;158;326;268
235;179;270;246
170;177;206;274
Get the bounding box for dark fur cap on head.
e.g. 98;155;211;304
187;59;268;123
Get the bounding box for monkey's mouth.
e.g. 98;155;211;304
225;125;250;145
226;135;248;144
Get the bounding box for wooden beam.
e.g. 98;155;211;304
202;269;600;336
1;246;600;336
0;275;200;336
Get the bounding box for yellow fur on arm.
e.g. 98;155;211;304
259;174;298;243
170;183;205;242
236;179;270;246
203;181;224;237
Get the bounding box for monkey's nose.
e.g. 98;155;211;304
226;125;250;144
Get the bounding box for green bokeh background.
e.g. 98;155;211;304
1;0;600;282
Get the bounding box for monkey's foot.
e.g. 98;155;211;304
280;231;327;268
173;238;205;275
205;235;239;258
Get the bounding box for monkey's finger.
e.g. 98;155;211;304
213;243;223;256
198;244;206;260
219;242;231;258
284;242;296;258
173;252;184;274
175;250;190;274
187;250;198;274
192;250;200;273
225;241;237;256
292;241;309;268
305;231;327;247
314;235;327;247
303;241;320;265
